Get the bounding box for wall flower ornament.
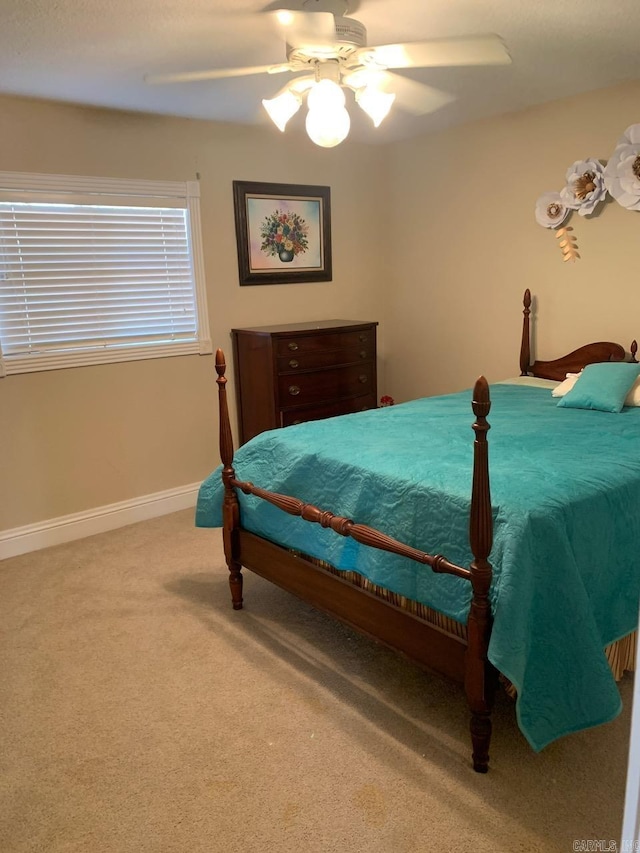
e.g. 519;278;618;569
534;122;640;264
560;158;607;216
604;123;640;211
534;192;578;262
535;192;570;228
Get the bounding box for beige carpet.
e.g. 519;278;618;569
0;509;632;853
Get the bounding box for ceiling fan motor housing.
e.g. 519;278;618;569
333;17;367;47
286;16;367;64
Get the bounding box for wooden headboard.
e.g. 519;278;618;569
519;288;638;381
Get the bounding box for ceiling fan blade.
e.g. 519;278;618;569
377;71;455;116
144;64;293;85
260;0;350;11
268;74;316;100
393;80;454;116
269;11;337;47
343;68;454;115
357;34;511;70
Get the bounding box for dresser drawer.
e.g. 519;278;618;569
280;393;377;427
277;345;372;373
277;364;373;407
275;328;374;357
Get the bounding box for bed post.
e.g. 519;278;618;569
466;376;496;773
215;349;243;610
520;288;531;375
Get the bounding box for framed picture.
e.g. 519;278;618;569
232;180;332;285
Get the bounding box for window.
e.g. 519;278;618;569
0;172;211;376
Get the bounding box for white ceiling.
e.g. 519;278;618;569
1;0;640;144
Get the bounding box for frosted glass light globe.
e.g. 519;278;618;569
307;79;345;112
305;105;350;148
262;90;302;132
355;87;396;127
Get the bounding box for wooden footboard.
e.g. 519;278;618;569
215;349;497;773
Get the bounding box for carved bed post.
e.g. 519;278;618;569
215;349;243;610
520;288;531;375
466;376;496;773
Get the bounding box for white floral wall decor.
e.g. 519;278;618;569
534;122;640;263
555;226;580;262
604;124;640;211
535;191;570;228
561;159;608;216
534;191;580;262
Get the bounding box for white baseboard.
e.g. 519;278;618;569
0;482;201;561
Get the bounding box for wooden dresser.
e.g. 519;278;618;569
231;320;378;444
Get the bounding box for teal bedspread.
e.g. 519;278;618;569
196;384;640;752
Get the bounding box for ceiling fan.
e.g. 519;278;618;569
145;0;511;147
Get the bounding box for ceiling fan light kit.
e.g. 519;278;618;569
145;3;511;149
263;51;401;146
262;20;397;148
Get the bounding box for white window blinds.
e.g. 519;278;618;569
0;173;211;375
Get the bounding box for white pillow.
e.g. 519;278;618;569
551;372;582;397
625;376;640;406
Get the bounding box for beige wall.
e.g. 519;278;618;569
0;95;388;531
383;79;640;402
3;79;640;532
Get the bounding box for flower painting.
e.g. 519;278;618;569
233;181;332;285
260;209;309;262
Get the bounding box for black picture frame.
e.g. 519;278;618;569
232;181;332;285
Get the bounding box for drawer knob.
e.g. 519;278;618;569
287;342;299;351
358;374;368;384
288;359;299;369
359;350;367;359
292;419;302;425
288;384;301;396
359;334;367;343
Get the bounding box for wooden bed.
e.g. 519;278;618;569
210;288;638;773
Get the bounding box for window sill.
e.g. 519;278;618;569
1;339;213;376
